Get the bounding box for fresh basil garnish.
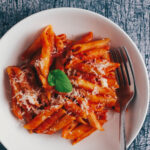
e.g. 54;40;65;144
48;69;72;93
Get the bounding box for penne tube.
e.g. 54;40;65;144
99;119;107;126
74;78;116;97
21;34;42;60
6;67;21;96
30;25;54;88
70;63;100;75
93;59;120;75
23;110;34;123
66;48;110;70
55;56;65;71
88;95;107;103
65;57;82;69
46;114;75;135
35;109;66;133
64;99;87;118
39;25;54;77
105;63;120;74
77;48;110;61
104;71;116;79
24;105;62;130
76;32;93;44
6;66;40;107
88;95;117;107
89;103;105;112
11;97;23;120
72;128;96;145
57;34;67;42
87;112;104;131
72;38;110;54
106;78;119;89
38;74;52;89
64;124;93;140
62;121;79;139
76;117;88;125
55;36;65;54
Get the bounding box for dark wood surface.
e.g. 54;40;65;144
0;0;149;150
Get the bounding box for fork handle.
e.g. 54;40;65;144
120;109;127;150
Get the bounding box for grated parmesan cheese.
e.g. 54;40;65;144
34;109;42;115
10;71;40;111
67;88;85;98
101;77;108;87
50;95;65;106
70;79;78;87
10;72;26;88
92;86;99;95
13;89;40;110
34;57;48;70
34;59;44;69
70;55;75;59
52;47;57;55
94;60;110;75
90;67;99;76
80;98;89;115
66;68;72;76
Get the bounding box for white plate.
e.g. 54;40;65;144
0;8;149;150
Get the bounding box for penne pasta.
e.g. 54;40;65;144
87;112;104;131
11;97;23;120
76;117;88;125
88;95;117;107
63;124;93;140
55;56;65;71
57;34;67;42
64;99;87;118
46;114;75;134
62;121;79;139
35;109;66;133
21;33;42;60
72;38;110;54
24;105;62;130
76;32;93;44
6;66;40;108
72;128;96;145
30;25;54;88
54;35;65;55
6;26;120;145
77;48;110;61
74;77;116;97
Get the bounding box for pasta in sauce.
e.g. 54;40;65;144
6;25;120;145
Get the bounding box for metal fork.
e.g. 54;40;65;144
110;47;136;150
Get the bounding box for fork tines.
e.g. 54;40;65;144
110;47;135;89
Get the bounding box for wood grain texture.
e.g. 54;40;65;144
0;0;149;150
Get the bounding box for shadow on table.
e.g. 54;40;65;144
0;143;7;150
0;7;40;38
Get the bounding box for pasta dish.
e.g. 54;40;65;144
6;25;120;144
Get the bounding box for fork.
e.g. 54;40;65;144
110;47;136;150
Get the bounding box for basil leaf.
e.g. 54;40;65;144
48;72;55;86
48;69;72;93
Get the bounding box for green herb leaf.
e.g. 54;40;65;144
48;69;72;93
48;72;55;86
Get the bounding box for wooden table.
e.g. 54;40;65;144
0;0;149;150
